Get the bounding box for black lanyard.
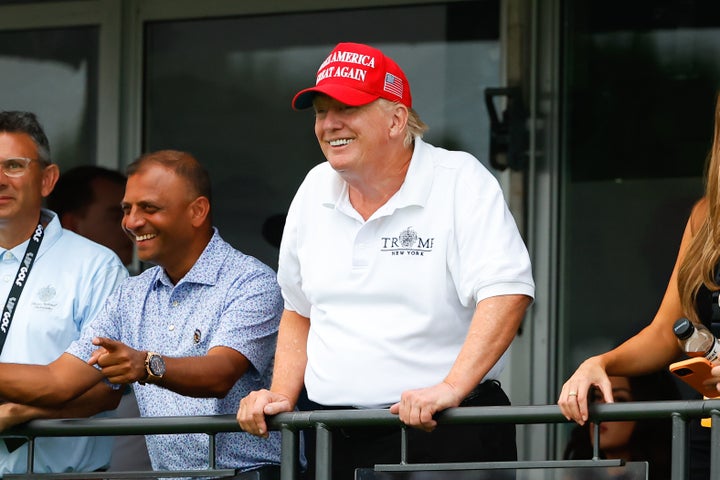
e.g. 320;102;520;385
0;220;45;354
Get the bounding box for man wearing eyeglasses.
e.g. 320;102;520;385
0;111;128;474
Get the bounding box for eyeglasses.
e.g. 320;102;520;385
0;157;34;178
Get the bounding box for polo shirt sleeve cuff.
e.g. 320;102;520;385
282;296;311;319
475;282;535;304
66;343;124;390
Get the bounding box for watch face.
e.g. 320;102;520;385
148;355;166;376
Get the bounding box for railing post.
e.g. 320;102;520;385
26;438;34;474
280;426;298;480
711;409;720;480
670;413;687;480
208;433;217;468
315;424;332;480
591;421;601;460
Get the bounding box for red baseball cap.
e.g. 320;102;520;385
292;42;412;110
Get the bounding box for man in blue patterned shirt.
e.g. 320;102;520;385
0;150;283;476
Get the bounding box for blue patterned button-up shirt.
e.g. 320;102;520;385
67;229;283;472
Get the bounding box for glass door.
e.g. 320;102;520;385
559;0;719;402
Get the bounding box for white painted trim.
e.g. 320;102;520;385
97;0;122;169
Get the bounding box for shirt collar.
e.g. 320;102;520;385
2;209;62;262
155;227;226;288
323;137;434;218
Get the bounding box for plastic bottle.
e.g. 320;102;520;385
673;317;720;365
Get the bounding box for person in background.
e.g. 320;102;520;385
238;42;534;479
0;111;127;474
0;150;283;477
47;164;150;472
558;93;720;480
47;165;133;266
563;371;681;480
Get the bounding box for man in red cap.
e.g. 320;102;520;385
238;42;535;478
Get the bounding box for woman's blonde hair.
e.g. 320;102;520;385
678;94;720;323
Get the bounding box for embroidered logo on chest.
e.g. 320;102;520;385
32;285;58;311
381;227;435;256
38;285;56;302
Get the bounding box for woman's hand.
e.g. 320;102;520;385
558;356;614;425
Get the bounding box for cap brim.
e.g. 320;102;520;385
292;85;379;110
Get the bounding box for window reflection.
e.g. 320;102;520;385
0;27;98;169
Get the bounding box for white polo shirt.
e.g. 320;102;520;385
279;138;534;407
0;210;128;474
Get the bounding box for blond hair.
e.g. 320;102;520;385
377;99;429;147
678;94;720;323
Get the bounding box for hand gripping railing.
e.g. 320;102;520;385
2;399;720;480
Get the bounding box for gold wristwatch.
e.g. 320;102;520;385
139;351;166;385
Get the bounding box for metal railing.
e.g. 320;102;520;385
3;398;720;480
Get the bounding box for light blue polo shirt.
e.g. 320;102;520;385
0;209;128;474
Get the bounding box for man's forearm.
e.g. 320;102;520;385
0;353;104;406
0;382;121;432
444;294;532;397
269;309;310;405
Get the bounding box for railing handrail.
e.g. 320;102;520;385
3;398;720;480
6;398;720;437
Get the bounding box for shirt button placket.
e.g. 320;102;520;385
169;299;179;331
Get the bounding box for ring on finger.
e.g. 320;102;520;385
568;391;578;397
